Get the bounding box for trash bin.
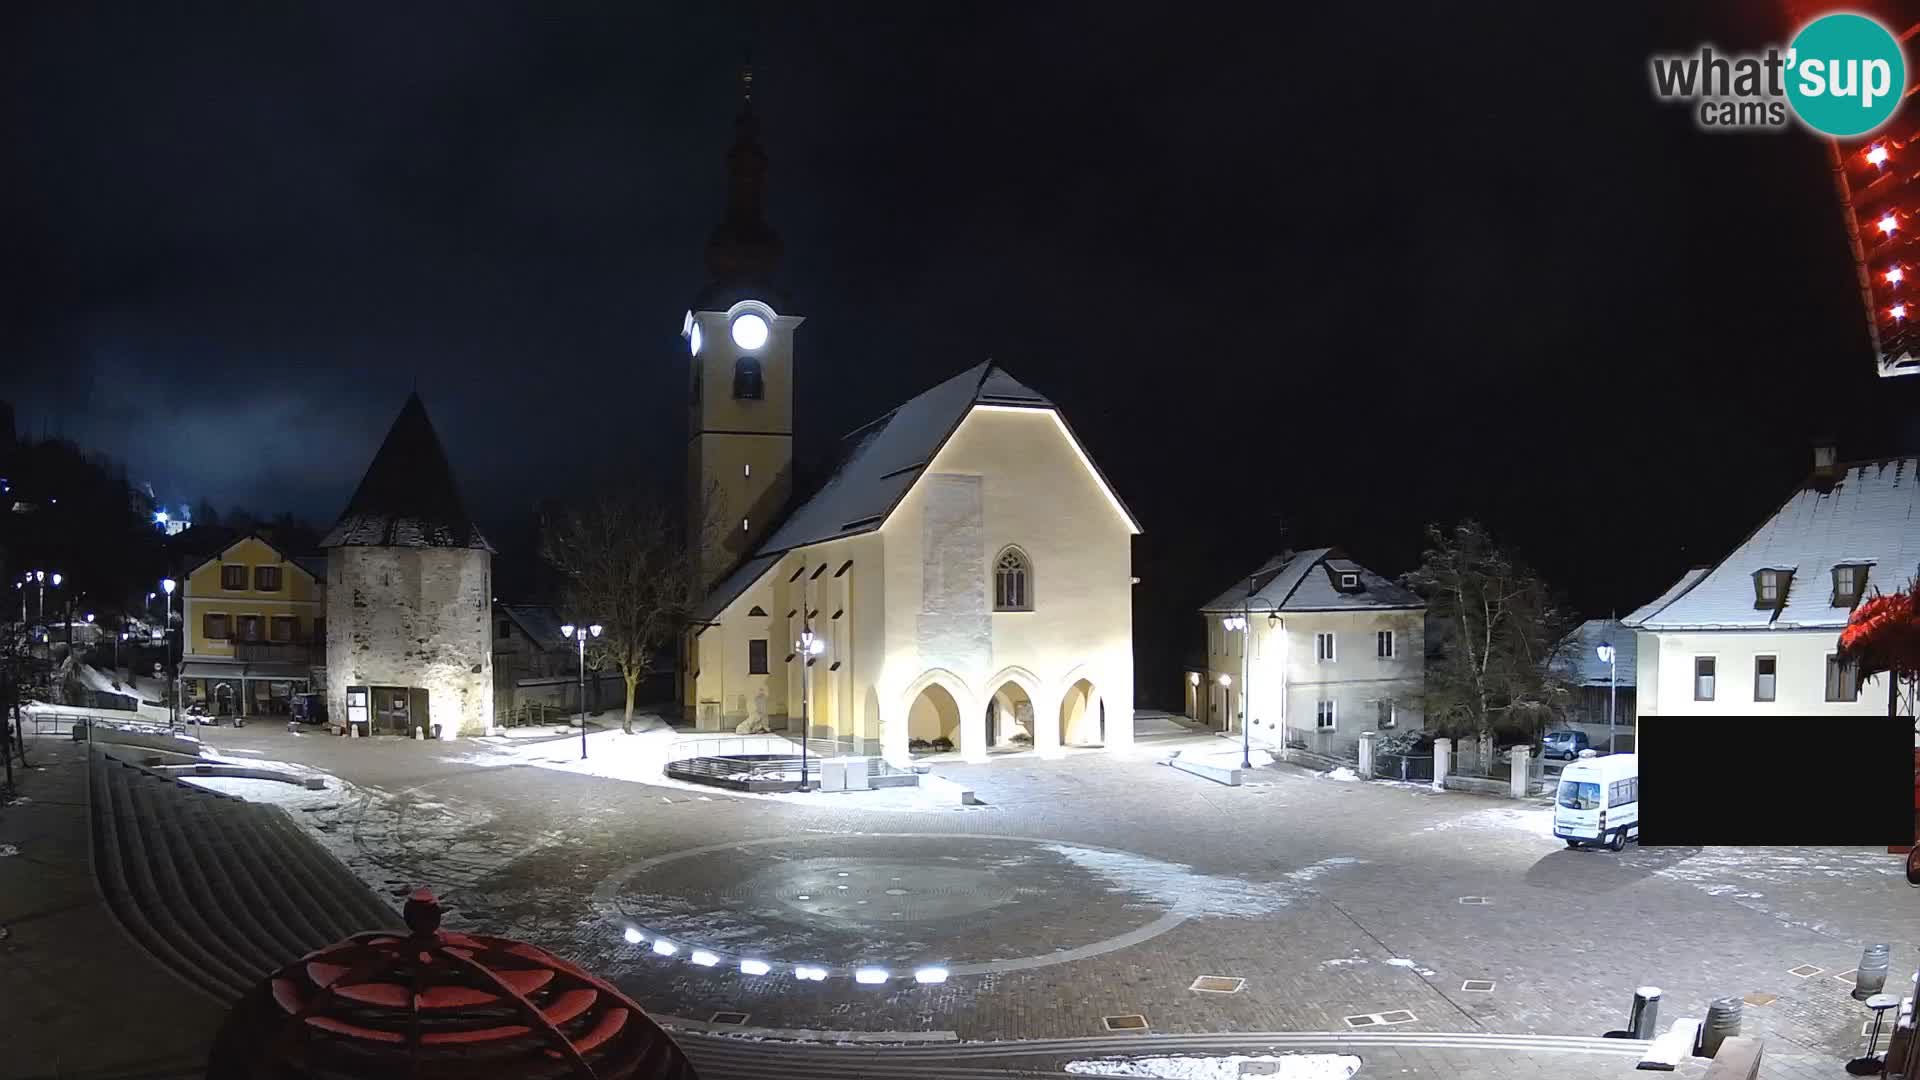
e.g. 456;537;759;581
842;757;872;791
819;758;847;792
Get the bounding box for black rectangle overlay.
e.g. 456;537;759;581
1636;716;1914;847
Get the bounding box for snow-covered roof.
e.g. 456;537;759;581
1199;548;1424;614
1621;567;1710;627
1552;618;1637;687
692;363;1139;625
321;394;493;552
1630;457;1920;631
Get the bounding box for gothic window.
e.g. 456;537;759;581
732;356;764;400
993;547;1032;611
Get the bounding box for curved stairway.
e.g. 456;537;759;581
88;746;400;1005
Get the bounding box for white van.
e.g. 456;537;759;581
1552;753;1639;851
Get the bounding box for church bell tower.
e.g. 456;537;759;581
686;67;802;586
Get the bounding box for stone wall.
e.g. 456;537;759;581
326;546;493;737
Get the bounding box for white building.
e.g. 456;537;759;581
1190;548;1426;758
1624;446;1919;739
681;79;1140;765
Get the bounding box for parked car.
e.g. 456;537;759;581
1542;729;1592;760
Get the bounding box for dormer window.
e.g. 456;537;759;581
1752;569;1790;609
732;356;764;400
1339;573;1358;590
1831;564;1869;607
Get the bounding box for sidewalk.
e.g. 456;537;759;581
0;737;222;1079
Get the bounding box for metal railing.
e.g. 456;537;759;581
671;734;855;761
1375;752;1435;782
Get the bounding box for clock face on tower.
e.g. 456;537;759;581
730;312;769;351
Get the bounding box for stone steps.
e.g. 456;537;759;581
88;747;400;1004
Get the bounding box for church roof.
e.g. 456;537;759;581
321;394;493;551
1199;548;1424;614
691;362;1137;624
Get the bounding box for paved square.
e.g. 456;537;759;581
184;721;1912;1070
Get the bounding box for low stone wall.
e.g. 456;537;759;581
1168;756;1244;786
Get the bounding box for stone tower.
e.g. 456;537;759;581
321;394;494;738
686;67;804;587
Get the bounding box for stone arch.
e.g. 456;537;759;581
1057;669;1106;748
901;668;975;756
982;665;1044;751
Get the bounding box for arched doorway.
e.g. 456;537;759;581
906;682;963;755
983;680;1037;751
1060;678;1104;747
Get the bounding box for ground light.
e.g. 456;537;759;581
854;967;888;985
913;967;949;984
623;927;643;944
690;951;719;967
794;965;828;982
651;939;677;956
739;959;771;976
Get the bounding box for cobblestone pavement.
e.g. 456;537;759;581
194;723;1915;1070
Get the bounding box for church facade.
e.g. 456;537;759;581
681;78;1139;764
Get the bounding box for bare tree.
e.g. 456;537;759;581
540;480;724;734
1403;521;1575;740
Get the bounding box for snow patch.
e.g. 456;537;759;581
1065;1053;1361;1079
1040;846;1362;919
1323;766;1361;783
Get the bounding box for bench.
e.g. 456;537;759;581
918;773;977;806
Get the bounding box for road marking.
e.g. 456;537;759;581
710;1011;750;1025
1102;1014;1148;1032
1190;975;1245;994
1461;980;1496;992
1788;964;1824;978
1345;1011;1418;1028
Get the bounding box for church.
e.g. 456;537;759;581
681;77;1141;764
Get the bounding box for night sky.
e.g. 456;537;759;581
6;3;1920;702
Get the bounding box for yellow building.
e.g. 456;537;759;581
180;533;326;717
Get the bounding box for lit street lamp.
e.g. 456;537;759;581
1596;641;1618;754
796;628;825;788
161;578;178;732
560;623;602;760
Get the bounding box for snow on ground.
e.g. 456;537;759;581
1041;846;1363;919
1422;804;1557;840
1065;1053;1360;1079
1323;766;1361;782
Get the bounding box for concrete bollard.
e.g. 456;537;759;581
1698;996;1741;1057
1357;732;1376;780
1432;737;1452;790
1630;986;1662;1040
1509;745;1532;799
1854;943;1892;1000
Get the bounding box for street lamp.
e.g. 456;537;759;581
162;578;178;732
796;628;826;789
560;623;602;760
1596;641;1618;754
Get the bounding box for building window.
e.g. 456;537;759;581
1826;654;1859;702
236;615;263;642
1340;573;1358;589
1376;699;1396;728
204;613;230;640
253;565;282;592
1376;630;1394;659
270;615;297;643
1693;656;1716;700
1754;655;1777;702
220;564;247;591
1316;700;1337;730
993;547;1032;611
1315;632;1335;662
1753;569;1789;608
732;356;764;400
1832;564;1867;607
497;619;512;639
748;638;769;675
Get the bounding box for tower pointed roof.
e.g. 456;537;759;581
321;393;492;551
703;65;784;295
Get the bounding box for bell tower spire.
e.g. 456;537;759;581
704;62;783;292
686;65;801;589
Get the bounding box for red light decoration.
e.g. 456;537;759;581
1887;266;1905;285
1879;213;1899;235
1893;304;1908;320
1868;144;1891;166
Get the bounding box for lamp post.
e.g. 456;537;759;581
796;628;825;789
161;578;177;732
560;623;601;760
116;630;126;680
1596;641;1617;754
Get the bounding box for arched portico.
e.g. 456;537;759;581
895;669;985;763
985;665;1058;756
1058;675;1104;748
